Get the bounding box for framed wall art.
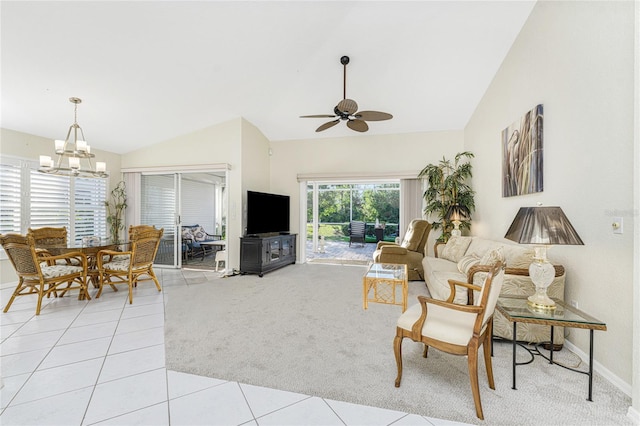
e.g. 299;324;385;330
502;104;544;197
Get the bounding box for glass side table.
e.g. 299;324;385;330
495;295;607;401
362;263;408;312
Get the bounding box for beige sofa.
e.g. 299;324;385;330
422;236;566;345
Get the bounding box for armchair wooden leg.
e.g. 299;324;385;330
423;344;429;358
483;333;495;390
394;333;403;387
467;343;484;420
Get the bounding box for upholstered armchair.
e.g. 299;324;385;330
393;261;505;420
372;219;431;281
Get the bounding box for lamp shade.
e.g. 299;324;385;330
504;206;584;245
445;204;470;222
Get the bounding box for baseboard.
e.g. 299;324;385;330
627;406;640;424
564;340;632;397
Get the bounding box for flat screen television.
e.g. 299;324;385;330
246;190;290;236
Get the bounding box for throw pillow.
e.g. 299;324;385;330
440;236;472;263
192;226;208;242
479;246;505;266
457;253;481;274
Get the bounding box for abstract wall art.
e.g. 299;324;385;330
502;104;544;197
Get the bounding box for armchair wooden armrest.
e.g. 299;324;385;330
434;241;446;258
446;279;482;304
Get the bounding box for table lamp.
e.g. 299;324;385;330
445;204;470;237
504;206;583;310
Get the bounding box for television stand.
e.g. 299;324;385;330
240;234;296;277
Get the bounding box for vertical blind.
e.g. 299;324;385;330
141;174;176;237
0;157;107;246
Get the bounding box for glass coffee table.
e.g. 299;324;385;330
495;295;607;401
362;263;408;312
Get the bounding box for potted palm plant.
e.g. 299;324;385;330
105;181;127;242
418;151;475;242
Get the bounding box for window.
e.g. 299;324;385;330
0;156;107;249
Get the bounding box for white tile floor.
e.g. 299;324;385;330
0;268;468;426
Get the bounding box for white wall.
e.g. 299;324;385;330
465;0;636;392
269;130;465;254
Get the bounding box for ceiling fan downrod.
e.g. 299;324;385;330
341;55;349;100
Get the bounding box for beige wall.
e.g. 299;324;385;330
269;130;464;249
240;119;271;234
123;118;244;270
465;0;635;392
0;127;122;283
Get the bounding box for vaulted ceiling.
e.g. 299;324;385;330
1;1;535;154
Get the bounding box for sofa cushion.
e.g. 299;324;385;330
439;236;472;263
422;255;467;304
457;253;480;274
479;246;505;266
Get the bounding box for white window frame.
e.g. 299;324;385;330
0;155;108;257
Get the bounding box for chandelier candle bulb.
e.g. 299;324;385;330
39;155;52;167
54;140;65;152
69;157;80;169
96;162;106;173
76;140;87;152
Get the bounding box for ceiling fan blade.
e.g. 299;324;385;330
316;119;340;132
300;114;337;118
337;98;358;115
354;111;393;121
347;119;369;132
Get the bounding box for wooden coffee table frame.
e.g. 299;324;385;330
495;295;607;401
363;263;408;312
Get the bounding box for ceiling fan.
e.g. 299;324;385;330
300;56;393;133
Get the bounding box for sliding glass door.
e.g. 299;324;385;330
139;171;228;268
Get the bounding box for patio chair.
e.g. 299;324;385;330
182;225;222;261
0;233;90;315
348;221;366;247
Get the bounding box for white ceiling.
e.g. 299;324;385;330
1;1;536;155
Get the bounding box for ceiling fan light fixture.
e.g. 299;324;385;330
300;56;392;133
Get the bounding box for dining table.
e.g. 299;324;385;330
37;239;131;288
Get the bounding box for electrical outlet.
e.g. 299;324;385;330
570;300;579;309
612;217;623;234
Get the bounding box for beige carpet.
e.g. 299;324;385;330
164;263;632;425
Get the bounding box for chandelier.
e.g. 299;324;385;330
38;97;108;178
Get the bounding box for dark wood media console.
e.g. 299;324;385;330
239;233;296;277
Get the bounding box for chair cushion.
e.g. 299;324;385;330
103;259;131;271
192;226;209;242
397;302;477;346
41;264;84;279
439;236;472;262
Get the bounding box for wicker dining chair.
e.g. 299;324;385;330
27;226;81;266
96;227;164;304
0;233;90;315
